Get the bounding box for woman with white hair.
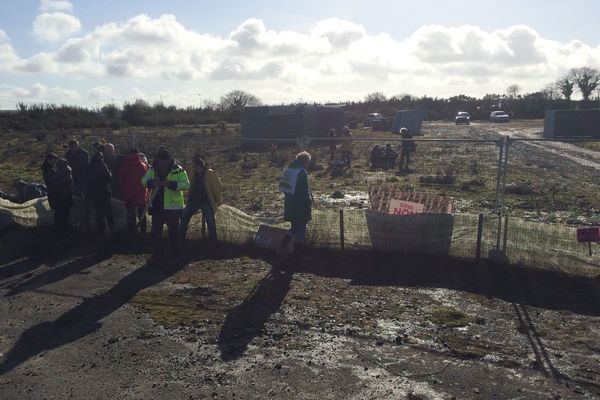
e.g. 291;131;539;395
277;151;313;261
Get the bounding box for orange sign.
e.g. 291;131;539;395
389;199;425;215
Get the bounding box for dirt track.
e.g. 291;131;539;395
1;228;599;399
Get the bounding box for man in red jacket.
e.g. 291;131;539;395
118;149;149;233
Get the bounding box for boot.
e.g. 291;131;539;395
278;233;293;257
292;242;311;262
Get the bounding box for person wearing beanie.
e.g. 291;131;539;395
52;158;74;232
142;147;190;259
85;151;115;233
179;158;223;244
118;149;149;234
277;151;313;262
102;143;124;199
64;139;89;197
41;152;59;217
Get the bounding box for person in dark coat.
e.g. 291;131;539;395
103;143;124;199
383;143;398;169
41;153;58;209
52;158;74;232
399;127;416;171
85;150;115;233
118;149;149;233
370;145;384;168
65;139;89;196
277;151;313;261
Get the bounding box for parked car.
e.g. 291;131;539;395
489;111;510;123
455;111;470;125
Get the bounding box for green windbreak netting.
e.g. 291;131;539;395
2;198;598;275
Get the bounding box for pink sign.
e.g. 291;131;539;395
389;199;425;215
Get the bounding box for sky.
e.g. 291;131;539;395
1;0;600;109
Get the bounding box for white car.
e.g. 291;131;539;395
489;111;510;123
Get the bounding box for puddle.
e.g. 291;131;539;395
314;191;369;209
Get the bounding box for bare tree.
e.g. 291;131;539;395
364;91;387;103
542;82;560;100
219;90;262;112
506;84;521;98
556;76;574;100
571;67;600;101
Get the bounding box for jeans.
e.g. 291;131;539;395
180;201;216;241
151;209;182;254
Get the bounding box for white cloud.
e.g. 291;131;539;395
33;12;81;42
88;86;112;98
311;18;366;50
40;0;74;13
1;14;599;106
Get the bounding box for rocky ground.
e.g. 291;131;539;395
1;227;599;399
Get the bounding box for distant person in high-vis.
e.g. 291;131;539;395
277;151;313;261
142;148;190;259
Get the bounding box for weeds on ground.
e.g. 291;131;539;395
429;307;472;328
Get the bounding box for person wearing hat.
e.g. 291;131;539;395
41;152;59;215
118;149;149;234
52;158;74;232
65;139;89;197
399;127;416;171
41;153;58;203
102;143;124;199
179;158;223;244
85;148;115;233
142;147;190;258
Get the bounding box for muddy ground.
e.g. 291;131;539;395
2;121;600;399
1;227;599;400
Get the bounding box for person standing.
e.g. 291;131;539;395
327;128;338;161
85;149;115;233
118;149;149;234
64;139;89;197
142;148;190;258
339;126;353;168
277;151;313;261
103;143;124;199
41;153;58;206
52;158;74;232
399;127;416;171
180;158;223;243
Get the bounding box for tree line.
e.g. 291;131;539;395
1;68;599;131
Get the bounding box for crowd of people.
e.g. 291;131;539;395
367;127;417;171
40;139;317;262
37;126;416;261
40;140;226;260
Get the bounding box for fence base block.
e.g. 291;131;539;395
489;249;510;266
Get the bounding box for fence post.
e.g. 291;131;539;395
476;213;484;260
131;133;137;149
339;209;345;251
495;136;511;250
502;214;509;252
201;213;206;239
